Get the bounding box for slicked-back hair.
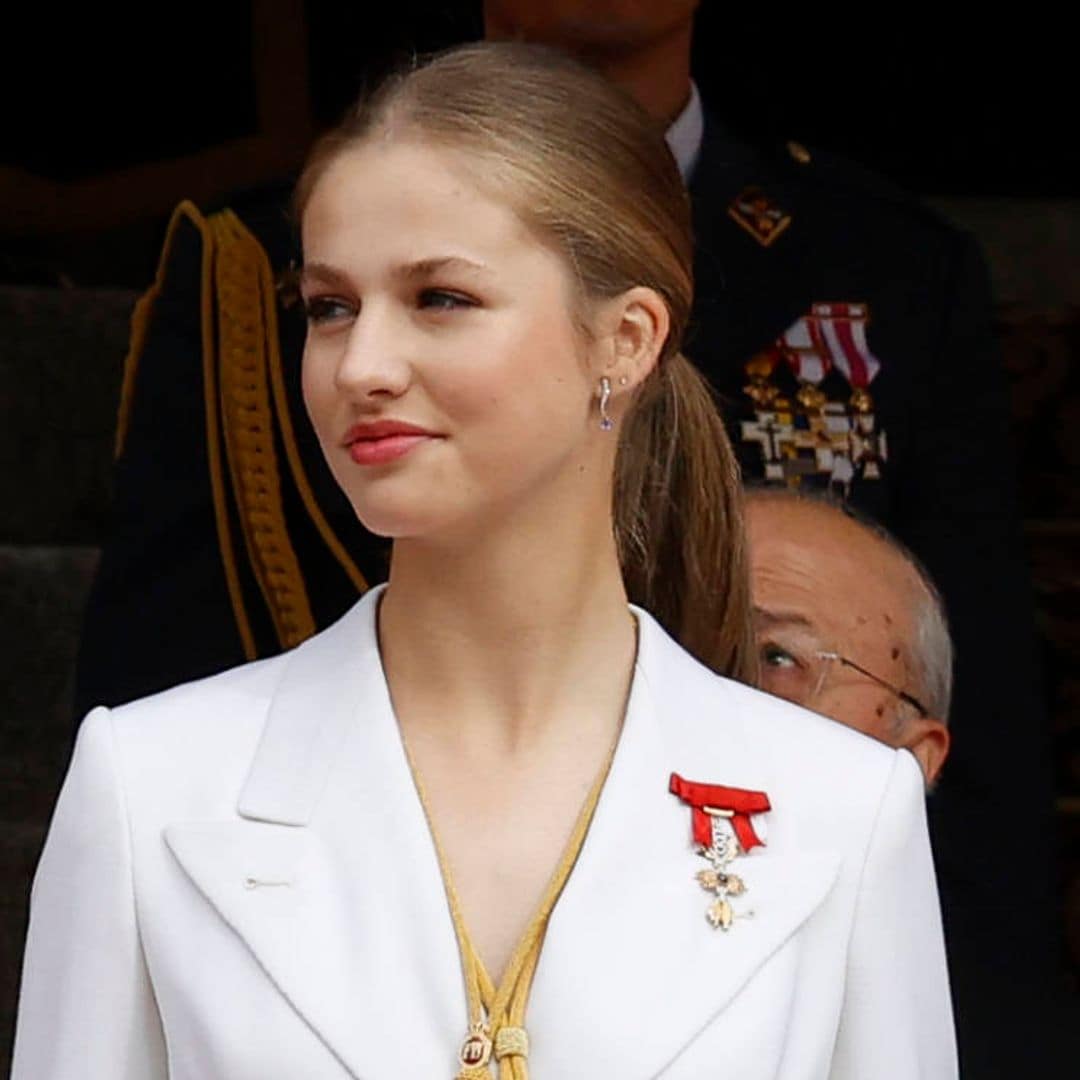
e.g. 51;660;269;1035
295;42;756;683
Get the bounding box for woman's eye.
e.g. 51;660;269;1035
760;643;799;669
418;289;474;311
303;297;353;324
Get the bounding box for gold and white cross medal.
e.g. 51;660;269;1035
668;773;771;932
696;807;751;930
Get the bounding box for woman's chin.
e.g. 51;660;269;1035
349;501;442;542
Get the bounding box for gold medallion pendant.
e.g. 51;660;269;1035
459;1021;492;1070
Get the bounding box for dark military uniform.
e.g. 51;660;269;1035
74;121;1064;1075
685;120;1066;1076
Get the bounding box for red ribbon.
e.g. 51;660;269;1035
669;773;771;852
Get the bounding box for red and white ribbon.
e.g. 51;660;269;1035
669;774;771;852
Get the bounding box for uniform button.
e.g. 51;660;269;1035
786;140;812;165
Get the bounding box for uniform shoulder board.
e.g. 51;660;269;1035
769;137;964;234
786;140;813;166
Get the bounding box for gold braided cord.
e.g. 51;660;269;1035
404;729;620;1080
253;216;370;597
191;205;259;662
210;211;317;652
494;1027;529;1060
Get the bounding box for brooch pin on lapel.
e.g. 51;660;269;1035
669;774;771;930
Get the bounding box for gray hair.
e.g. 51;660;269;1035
904;559;953;722
745;486;954;723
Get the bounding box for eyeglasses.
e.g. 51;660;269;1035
757;633;930;719
814;651;929;718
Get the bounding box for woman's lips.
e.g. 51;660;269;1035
346;433;431;465
342;420;440;466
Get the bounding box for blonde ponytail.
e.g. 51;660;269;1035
616;354;757;683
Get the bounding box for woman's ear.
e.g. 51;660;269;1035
594;286;669;391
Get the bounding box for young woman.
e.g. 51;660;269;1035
12;44;955;1080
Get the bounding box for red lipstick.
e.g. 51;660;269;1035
342;420;439;466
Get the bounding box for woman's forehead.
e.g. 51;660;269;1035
299;139;585;306
308;138;505;219
303;140;531;253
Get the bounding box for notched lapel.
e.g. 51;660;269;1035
165;821;309;920
161;590;463;1080
533;836;840;1079
531;614;843;1079
165;819;368;1077
684;849;841;997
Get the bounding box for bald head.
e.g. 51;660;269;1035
745;489;952;785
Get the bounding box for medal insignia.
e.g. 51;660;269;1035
669;774;770;931
738;302;888;495
727;185;793;247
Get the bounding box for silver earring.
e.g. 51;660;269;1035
598;376;614;431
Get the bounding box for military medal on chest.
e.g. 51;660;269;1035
739;301;888;495
697;813;749;929
669;774;770;931
813;303;887;483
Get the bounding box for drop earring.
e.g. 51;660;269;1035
598;376;614;431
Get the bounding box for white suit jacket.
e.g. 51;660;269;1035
12;587;957;1078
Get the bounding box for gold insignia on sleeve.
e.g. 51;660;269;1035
727;185;792;247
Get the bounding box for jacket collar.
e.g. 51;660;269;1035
234;587;382;826
166;587;839;1078
526;606;839;1077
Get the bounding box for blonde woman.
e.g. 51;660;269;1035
13;44;955;1080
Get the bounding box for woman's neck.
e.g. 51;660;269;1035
378;509;636;761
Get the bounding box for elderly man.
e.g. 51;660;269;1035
746;488;951;786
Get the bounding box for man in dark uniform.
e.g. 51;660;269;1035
74;3;1067;1074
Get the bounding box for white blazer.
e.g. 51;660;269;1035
12;587;957;1079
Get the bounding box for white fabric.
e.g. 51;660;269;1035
12;586;957;1078
665;82;704;182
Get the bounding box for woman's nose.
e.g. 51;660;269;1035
334;307;412;400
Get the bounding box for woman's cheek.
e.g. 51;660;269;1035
300;358;337;442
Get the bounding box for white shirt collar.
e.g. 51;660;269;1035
665;81;704;182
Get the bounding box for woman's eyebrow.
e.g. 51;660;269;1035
298;257;491;291
298;262;352;291
394;255;491;280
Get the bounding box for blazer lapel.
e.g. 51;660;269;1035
527;609;840;1079
164;592;840;1079
165;586;467;1080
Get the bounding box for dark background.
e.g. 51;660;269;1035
2;3;1075;289
5;5;1075;193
